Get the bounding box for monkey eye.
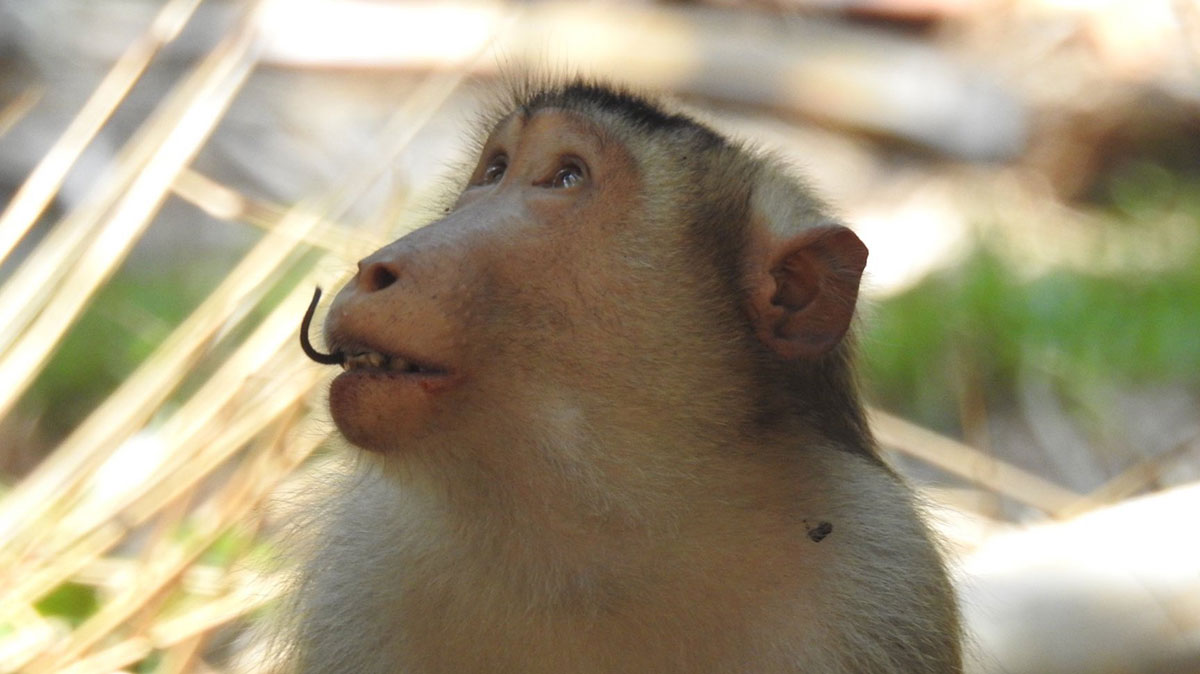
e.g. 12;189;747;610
480;155;507;185
550;163;585;189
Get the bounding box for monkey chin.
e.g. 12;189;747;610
327;367;455;452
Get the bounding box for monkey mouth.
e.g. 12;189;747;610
331;339;451;379
325;338;457;449
341;348;444;375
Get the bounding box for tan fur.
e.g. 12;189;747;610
264;78;961;673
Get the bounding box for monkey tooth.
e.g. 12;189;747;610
341;350;427;374
343;351;389;372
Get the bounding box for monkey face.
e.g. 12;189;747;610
318;91;868;481
321;108;693;456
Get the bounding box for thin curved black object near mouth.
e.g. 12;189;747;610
300;287;344;366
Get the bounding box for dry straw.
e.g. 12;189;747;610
0;2;483;670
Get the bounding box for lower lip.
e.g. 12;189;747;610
327;367;456;451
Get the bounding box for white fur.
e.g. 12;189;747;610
260;432;957;674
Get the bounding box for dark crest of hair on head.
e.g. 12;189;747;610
486;75;726;145
524;81;699;131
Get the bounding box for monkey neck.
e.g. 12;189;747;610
371;430;833;611
301;437;947;674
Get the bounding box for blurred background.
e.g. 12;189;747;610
0;0;1197;672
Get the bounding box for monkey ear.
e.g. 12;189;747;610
749;225;868;360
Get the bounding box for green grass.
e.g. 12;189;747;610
35;582;100;627
864;241;1200;436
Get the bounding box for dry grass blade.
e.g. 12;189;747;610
0;37;493;673
0;285;330;614
172;168;290;233
54;639;154;674
87;297;333;536
0;1;259;361
172;167;381;256
149;633;204;674
872;408;1082;516
0;604;57;667
0;0;497;561
53;573;281;674
0;2;263;425
0;0;204;266
1;58;480;587
0;221;315;576
0;86;44;140
0;67;472;561
18;397;320;672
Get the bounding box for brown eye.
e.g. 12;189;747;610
551;164;584;189
481;155;507;185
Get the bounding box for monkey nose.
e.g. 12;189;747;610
356;258;400;293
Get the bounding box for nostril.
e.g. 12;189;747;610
359;262;399;292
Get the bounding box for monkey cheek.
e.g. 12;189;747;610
328;372;441;452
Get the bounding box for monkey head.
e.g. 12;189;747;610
280;82;967;674
305;81;869;482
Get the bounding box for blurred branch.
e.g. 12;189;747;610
1060;430;1200;518
873;408;1082;516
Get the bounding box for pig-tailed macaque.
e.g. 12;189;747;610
280;79;962;673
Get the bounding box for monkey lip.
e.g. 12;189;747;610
326;339;458;449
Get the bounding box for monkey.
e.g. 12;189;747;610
277;78;962;674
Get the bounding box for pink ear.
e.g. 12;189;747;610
749;226;868;359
